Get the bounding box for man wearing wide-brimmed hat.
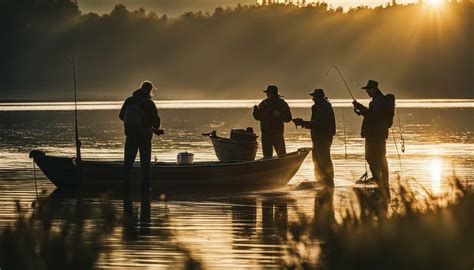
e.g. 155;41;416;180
353;80;394;196
253;85;293;158
293;89;336;186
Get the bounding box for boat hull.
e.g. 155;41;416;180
30;148;311;191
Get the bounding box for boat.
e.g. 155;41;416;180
29;148;311;191
28;64;310;192
203;128;258;162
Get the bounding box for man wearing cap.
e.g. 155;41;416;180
253;85;293;158
119;81;162;191
293;89;336;186
352;80;391;195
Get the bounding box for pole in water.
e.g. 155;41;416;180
72;55;82;161
32;160;39;201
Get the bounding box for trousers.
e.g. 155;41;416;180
365;138;389;194
312;136;334;185
123;135;152;190
261;133;286;158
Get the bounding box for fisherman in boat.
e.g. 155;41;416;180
253;85;293;158
293;89;336;186
352;80;395;196
119;81;162;191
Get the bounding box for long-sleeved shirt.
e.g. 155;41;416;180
301;99;336;141
354;91;390;139
253;96;292;134
119;89;160;138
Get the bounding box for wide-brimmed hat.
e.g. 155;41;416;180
361;80;379;90
309;88;325;98
263;85;282;96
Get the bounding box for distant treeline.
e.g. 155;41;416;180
1;0;472;100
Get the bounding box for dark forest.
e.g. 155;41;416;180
1;0;472;100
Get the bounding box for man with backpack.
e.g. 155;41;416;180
352;80;395;196
253;85;293;158
119;81;162;191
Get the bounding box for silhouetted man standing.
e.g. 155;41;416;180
294;89;336;186
353;80;394;196
119;81;162;191
253;85;292;158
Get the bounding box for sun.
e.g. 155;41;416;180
426;0;444;8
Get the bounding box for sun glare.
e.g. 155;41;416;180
430;159;443;194
426;0;444;8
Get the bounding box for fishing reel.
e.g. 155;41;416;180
353;107;362;116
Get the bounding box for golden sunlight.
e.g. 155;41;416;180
430;159;443;194
426;0;444;8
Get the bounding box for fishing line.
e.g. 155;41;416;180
360;159;369;182
396;107;405;153
342;109;348;173
230;106;253;129
389;128;432;204
317;65;352;173
315;65;333;87
391;128;403;172
327;65;369;180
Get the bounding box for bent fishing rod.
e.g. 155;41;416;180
328;65;355;101
326;65;370;181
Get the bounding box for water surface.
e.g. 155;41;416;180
0;100;472;268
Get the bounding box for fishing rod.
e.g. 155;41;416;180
313;65;351;161
328;65;355;101
72;55;82;161
327;65;370;182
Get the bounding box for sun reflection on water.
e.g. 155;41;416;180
430;158;442;195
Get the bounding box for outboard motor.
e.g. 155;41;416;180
230;127;258;142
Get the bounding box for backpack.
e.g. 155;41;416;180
124;98;146;130
385;94;396;128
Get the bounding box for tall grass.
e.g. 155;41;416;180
0;191;117;270
0;191;202;270
282;178;474;270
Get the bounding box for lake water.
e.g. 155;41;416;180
0;99;472;269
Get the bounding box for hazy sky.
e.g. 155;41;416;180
78;0;419;16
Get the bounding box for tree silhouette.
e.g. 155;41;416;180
0;0;472;100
